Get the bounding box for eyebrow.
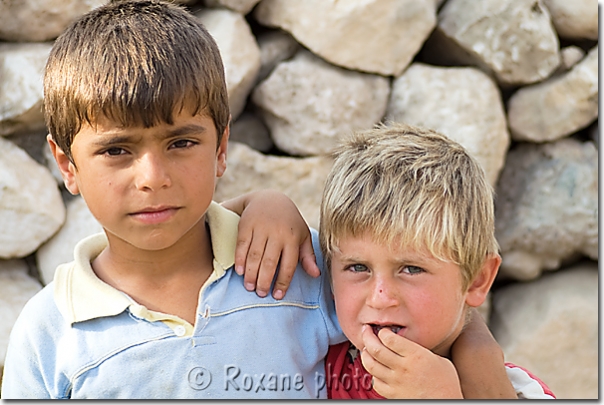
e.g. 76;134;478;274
91;124;208;148
337;252;429;266
164;124;207;139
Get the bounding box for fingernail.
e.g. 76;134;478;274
235;265;244;275
256;289;267;298
273;290;284;300
244;282;255;291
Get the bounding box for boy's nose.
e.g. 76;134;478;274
134;153;172;191
366;277;399;309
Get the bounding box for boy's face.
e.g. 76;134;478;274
49;111;228;252
330;232;472;357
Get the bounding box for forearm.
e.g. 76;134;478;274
220;189;290;217
219;191;255;216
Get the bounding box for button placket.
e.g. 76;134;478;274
194;304;211;335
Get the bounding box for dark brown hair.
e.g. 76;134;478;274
44;0;230;161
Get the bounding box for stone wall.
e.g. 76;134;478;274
0;0;598;399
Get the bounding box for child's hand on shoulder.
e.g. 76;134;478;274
360;325;463;399
221;190;320;300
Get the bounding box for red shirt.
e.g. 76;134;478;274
325;341;556;400
325;341;384;399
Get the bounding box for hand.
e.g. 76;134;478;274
220;190;320;299
360;325;463;399
450;309;517;399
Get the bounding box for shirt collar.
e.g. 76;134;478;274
54;201;240;325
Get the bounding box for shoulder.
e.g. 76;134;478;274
293;227;330;304
9;282;66;341
309;227;327;279
309;227;321;259
2;282;66;397
15;282;59;321
505;362;556;399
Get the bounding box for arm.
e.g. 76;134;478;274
220;190;320;299
450;308;517;399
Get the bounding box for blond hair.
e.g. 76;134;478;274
44;0;229;162
319;122;499;290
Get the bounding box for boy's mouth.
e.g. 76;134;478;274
129;206;180;224
370;324;404;335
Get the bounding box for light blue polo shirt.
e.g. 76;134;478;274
1;202;345;399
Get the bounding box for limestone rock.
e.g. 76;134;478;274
508;46;598;143
256;30;300;84
215;141;333;230
542;0;598;40
437;0;560;86
254;0;436;76
195;8;260;120
495;139;598;280
558;46;586;72
36;196;103;285
252;50;390;156
0;137;66;259
204;0;261;14
229;112;274;153
0;0;106;42
5;130;48;167
490;263;598;399
387;63;509;186
0;259;43;375
0;43;53;137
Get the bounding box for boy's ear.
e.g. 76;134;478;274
465;254;501;308
47;134;80;195
216;120;230;178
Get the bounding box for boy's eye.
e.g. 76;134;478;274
347;264;369;273
104;147;126;156
402;265;424;275
170;139;196;149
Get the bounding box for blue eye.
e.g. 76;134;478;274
347;264;368;273
403;266;424;275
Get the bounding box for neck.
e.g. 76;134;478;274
93;219;214;289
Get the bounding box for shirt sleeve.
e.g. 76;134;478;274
310;228;347;346
505;362;556;399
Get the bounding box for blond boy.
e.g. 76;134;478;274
320;123;555;399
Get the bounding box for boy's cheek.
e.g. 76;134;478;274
333;296;364;349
